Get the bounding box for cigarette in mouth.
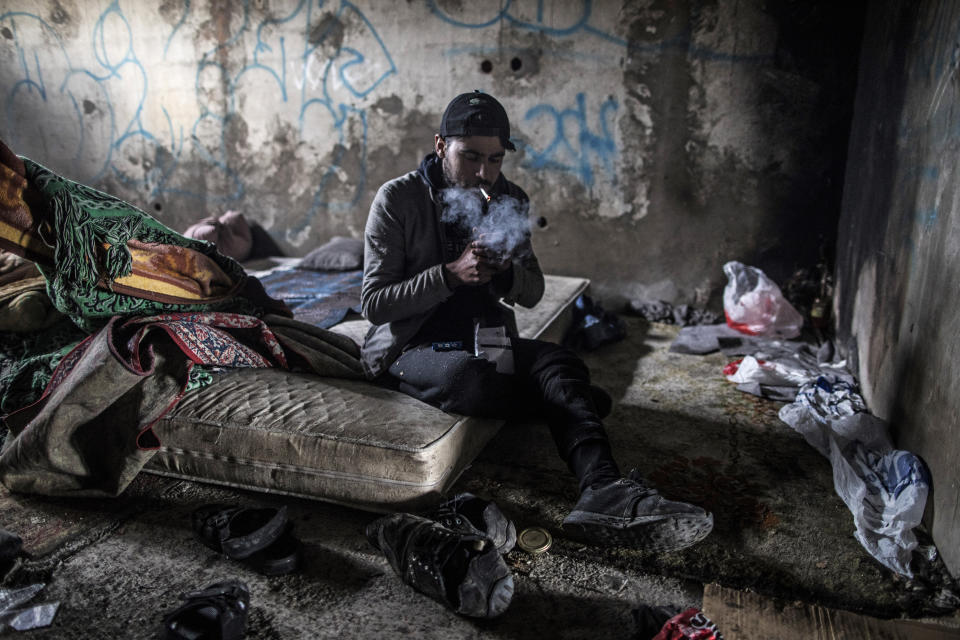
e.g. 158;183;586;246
479;187;491;203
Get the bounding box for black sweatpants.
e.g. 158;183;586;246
382;337;620;490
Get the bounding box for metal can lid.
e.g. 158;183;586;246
517;527;552;554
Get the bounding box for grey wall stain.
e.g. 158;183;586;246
310;12;344;49
49;1;69;25
372;95;403;116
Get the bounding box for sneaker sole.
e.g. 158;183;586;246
485;573;514;618
561;511;714;552
457;549;515;618
496;519;518;555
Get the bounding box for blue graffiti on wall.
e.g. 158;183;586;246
0;0;395;238
427;0;774;62
427;0;771;190
522;93;617;188
426;0;624;48
224;0;395;235
1;10;114;177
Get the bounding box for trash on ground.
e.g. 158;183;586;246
0;584;44;614
723;261;803;339
0;583;59;632
779;377;931;578
714;331;851;402
626;299;719;326
517;527;552;554
674;259;937;579
1;603;59;632
652;607;724;639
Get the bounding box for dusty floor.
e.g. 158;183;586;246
1;318;958;638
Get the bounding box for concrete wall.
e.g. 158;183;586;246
0;0;862;308
835;1;960;578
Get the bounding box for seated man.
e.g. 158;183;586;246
361;90;713;552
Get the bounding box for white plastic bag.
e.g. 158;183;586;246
722;261;804;338
779;381;930;578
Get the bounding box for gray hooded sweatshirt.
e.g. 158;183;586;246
360;154;544;378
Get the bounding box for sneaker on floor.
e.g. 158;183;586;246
430;493;517;555
561;470;713;552
366;512;514;618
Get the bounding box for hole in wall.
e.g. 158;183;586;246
510;57;522;71
153;202;163;212
536;216;548;229
480;60;493;73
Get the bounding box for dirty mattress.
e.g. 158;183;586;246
145;272;588;512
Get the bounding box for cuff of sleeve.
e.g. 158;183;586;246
438;263;455;294
501;262;524;304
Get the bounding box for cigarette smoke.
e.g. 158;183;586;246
440;188;532;260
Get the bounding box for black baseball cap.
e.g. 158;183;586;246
440;90;516;151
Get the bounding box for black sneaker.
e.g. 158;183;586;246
561;470;713;552
430;493;517;555
366;513;514;618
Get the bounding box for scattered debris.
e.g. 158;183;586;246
0;583;59;633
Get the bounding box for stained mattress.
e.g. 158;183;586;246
145;274;589;512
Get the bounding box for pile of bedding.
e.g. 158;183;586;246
0;139;362;498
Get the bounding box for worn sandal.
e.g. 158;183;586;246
162;580;249;640
242;523;303;577
192;504;288;560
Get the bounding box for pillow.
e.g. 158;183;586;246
184;210;253;262
298;236;364;271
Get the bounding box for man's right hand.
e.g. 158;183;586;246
444;241;504;288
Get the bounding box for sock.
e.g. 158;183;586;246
567;439;621;493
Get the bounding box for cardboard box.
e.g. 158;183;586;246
702;583;960;640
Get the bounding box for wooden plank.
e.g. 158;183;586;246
702;583;960;640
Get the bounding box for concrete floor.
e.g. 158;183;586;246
1;318;958;638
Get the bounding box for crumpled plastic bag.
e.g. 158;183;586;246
652;608;724;640
724;355;813;387
0;583;59;632
779;377;930;577
723;352;851;390
722;261;803;339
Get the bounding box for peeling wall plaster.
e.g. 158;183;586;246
0;0;861;307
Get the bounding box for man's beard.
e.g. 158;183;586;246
441;154;488;189
440;155;466;188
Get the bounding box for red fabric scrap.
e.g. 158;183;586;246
653;608;724;640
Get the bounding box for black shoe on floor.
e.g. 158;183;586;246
561;470;713;552
366;512;514;618
162;580;249;640
430;493;517;555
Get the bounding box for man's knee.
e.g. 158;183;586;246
438;357;508;416
523;340;591;380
